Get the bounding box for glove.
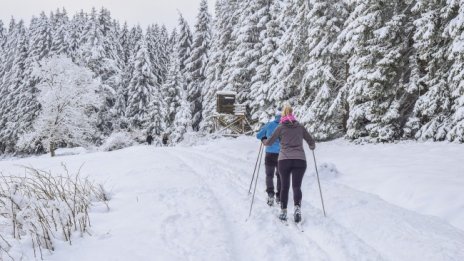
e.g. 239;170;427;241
261;136;267;145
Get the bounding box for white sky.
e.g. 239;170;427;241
0;0;216;30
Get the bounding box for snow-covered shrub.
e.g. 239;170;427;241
307;162;341;181
15;132;46;155
0;165;109;259
100;132;136;151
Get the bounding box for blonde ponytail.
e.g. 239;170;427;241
282;104;293;117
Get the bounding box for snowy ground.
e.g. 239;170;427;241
0;137;463;260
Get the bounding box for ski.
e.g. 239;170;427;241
275;209;289;226
280;218;289;226
293;220;304;232
275;210;304;231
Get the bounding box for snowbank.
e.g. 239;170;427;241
100;132;136;152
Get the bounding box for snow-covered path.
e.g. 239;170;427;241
1;137;463;260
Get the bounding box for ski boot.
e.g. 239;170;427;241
294;205;302;223
279;209;287;221
267;193;274;207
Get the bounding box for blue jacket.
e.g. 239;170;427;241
256;115;281;154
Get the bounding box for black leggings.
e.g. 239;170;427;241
278;159;307;209
265;153;280;197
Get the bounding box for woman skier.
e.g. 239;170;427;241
262;104;316;223
256;109;282;206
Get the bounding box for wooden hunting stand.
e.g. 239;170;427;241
212;91;252;136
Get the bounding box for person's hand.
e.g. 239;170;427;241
261;136;267;144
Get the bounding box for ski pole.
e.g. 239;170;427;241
248;143;264;218
248;143;264;194
312;150;327;217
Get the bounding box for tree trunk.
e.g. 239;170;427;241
50;141;56;157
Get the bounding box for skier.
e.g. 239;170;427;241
262;104;316;223
162;133;169;146
256;109;282;207
146;134;153;145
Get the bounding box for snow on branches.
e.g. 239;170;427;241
17;56;101;156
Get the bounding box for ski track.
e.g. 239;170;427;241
174;147;386;261
175;145;464;261
163;150;237;261
170;148;331;261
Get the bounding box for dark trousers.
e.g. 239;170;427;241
278;159;307;209
265;153;280;198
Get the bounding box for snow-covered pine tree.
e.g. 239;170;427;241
0;19;12;153
28;13;51;61
125;37;157;130
125;25;144;79
68;10;88;60
113;22;132;130
158;25;171;85
161;44;185;134
147;80;167;139
112;20;124;70
201;0;240;132
213;0;241;93
0;19;5;49
96;7;123;87
403;0;454;141
11;14;52;153
168;28;178;52
116;25;144;130
0;19;19;152
2;22;29;148
185;0;212;130
0;21;4;135
444;1;464;142
146;24;161;83
296;0;349;141
146;24;170;88
119;22;131;66
17;56;101;157
276;0;298;32
0;18;19;88
171;90;193;143
144;25;168;138
334;0;414;142
145;83;168;140
249;0;284;124
268;0;310;109
0;20;29;153
77;7;124;135
0;19;6;89
225;0;266;107
177;14;193;75
49;8;70;55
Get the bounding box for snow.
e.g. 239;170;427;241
216;90;237;95
0;137;463;260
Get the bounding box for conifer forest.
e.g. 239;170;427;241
1;0;464;155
